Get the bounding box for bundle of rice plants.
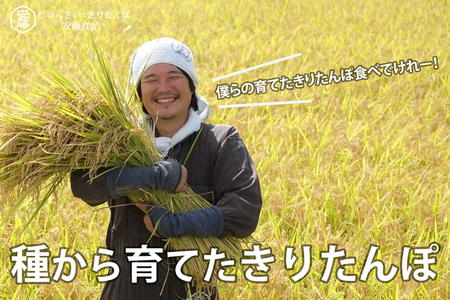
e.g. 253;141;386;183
0;40;248;295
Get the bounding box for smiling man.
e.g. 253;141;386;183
71;38;262;300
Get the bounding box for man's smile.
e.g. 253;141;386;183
156;98;174;103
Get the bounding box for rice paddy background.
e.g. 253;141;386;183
1;0;449;299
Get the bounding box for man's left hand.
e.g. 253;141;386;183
136;201;161;237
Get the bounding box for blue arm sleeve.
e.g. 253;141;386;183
146;206;224;238
106;158;182;199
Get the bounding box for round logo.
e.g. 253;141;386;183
171;42;193;62
10;6;36;34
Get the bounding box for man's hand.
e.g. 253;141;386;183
175;165;188;192
136;202;161;237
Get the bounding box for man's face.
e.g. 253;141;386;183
140;63;193;121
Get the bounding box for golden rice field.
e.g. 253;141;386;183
1;0;449;299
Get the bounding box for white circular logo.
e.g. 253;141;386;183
10;6;36;34
171;42;193;62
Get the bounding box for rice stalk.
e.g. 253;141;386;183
0;39;247;295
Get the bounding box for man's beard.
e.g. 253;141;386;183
159;114;176;121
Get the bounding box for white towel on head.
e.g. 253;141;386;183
130;38;199;87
